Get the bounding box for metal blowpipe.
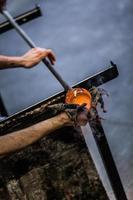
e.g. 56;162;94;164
2;9;71;91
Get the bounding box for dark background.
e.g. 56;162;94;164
0;0;133;199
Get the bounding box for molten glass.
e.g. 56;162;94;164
65;88;92;111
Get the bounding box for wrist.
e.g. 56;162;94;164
57;112;73;126
7;56;24;68
12;56;25;68
0;55;24;69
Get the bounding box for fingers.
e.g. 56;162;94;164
63;103;89;127
35;47;56;65
76;108;89;126
22;47;56;68
46;49;56;65
76;112;88;126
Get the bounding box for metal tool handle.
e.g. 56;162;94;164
2;9;71;91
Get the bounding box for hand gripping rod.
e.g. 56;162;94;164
2;9;71;91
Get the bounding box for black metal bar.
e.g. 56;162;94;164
89;115;128;200
79;62;119;90
0;6;42;34
1;9;71;91
0;65;118;133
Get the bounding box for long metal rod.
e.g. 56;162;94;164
2;9;71;91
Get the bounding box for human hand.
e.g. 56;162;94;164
21;48;56;68
62;103;89;127
76;108;89;126
43;103;89;127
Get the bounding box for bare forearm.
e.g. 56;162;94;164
0;113;69;156
0;48;56;69
0;55;24;69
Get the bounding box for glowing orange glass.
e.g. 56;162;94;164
65;88;92;111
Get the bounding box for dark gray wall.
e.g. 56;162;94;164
0;0;133;199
